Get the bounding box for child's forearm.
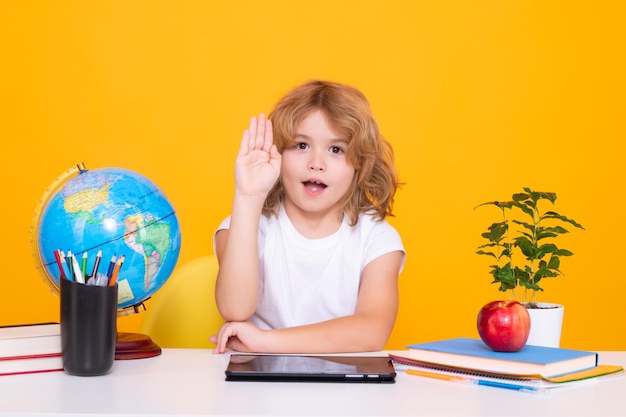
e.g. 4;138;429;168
262;313;396;353
215;192;265;321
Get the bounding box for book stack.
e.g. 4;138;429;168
391;338;624;391
0;322;63;376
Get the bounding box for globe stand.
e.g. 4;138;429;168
114;303;161;360
115;332;162;360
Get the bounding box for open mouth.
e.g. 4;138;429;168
303;180;327;193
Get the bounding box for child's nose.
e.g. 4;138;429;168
308;152;326;172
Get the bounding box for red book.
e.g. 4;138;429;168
0;352;63;376
0;323;63;376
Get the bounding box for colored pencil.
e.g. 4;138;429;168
407;369;467;382
106;255;117;279
53;249;66;279
60;251;72;281
108;255;124;286
66;251;75;280
71;252;85;284
81;251;88;278
90;250;102;278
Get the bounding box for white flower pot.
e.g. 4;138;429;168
524;302;564;348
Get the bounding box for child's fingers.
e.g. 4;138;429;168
240;114;272;157
261;118;273;152
239;129;250;156
248;115;258;150
255;113;266;149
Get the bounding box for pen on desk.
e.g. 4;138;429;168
407;369;467;382
406;369;546;394
90;250;102;278
475;379;546;394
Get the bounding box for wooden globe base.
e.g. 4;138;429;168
115;332;162;360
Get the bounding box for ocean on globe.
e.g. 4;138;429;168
35;165;181;310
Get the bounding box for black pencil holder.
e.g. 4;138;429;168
60;278;118;376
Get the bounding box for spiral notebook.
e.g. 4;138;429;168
389;353;624;391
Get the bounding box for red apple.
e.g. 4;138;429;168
477;300;530;352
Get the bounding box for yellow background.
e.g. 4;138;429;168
1;1;624;350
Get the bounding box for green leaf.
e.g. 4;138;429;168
512;192;530;202
511;201;535;218
535;268;559;279
537;243;558;257
474;200;514;210
535;191;557;204
515;237;537;259
536;230;558;240
539;225;569;235
544;211;585;229
536;227;558;241
477;242;498;249
525;281;544;291
547;255;560;269
488;265;518;292
519;231;534;240
476;250;497;259
511;219;533;231
515;267;530;285
492;264;517;288
481;222;507;242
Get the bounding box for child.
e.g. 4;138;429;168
211;80;405;354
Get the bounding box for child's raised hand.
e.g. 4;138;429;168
235;114;281;198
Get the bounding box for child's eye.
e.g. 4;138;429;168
296;142;308;150
330;146;344;154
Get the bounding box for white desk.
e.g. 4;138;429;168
0;349;624;417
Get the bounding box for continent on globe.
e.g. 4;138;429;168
33;163;181;310
123;213;172;290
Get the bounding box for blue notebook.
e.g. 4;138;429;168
405;338;598;377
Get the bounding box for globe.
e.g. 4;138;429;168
31;163;181;311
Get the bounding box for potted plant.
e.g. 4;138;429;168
476;187;585;347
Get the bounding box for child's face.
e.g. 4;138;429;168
281;109;355;219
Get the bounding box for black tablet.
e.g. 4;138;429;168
225;354;396;383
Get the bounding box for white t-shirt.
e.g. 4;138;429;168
214;205;405;330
